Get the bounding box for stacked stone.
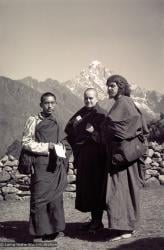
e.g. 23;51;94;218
65;154;76;198
0;152;77;201
144;142;164;187
1;141;164;201
0;154;31;201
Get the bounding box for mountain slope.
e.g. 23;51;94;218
19;77;82;123
0;76;82;157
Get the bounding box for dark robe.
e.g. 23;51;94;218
29;115;70;236
65;103;107;212
103;96;148;231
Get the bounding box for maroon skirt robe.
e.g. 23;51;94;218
29;116;67;236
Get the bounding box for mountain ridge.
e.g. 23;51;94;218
0;60;163;156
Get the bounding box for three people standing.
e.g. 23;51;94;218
21;75;148;242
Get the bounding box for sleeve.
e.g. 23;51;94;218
21;116;49;155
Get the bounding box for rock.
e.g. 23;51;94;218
67;174;76;184
151;161;160;167
14;184;20;188
68;169;74;175
149;142;158;150
9;178;17;185
4;166;12;172
0;155;8;164
13;166;18;171
144;157;152;165
68;154;74;163
17;190;31;196
159;161;164;168
151;166;160;171
8;154;16;161
68;163;74;169
0;170;10;182
64;192;76;199
155;145;163;152
155;157;163;163
2;186;19;194
159;168;164;175
144;177;160;187
18;185;30;191
4;160;18;167
0;161;4;167
4;193;19;200
145;169;159;177
144;174;151;180
0;194;4;200
158;175;164;185
147;149;154;157
0;182;7;188
15;171;27;179
153;152;161;158
7;183;14;187
17;179;26;185
65;184;76;192
74;169;77;175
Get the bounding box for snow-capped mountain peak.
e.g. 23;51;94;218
64;60;111;99
63;60;163;121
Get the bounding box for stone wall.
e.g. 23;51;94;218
144;142;164;187
0;142;164;201
0;154;76;201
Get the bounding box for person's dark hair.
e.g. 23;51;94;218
40;92;57;103
106;75;131;97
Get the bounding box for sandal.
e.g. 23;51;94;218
109;230;136;242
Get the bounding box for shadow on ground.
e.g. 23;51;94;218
109;237;164;250
1;221;164;250
65;222;164;249
65;222;118;242
0;221;33;243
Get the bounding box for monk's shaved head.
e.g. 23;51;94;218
84;88;98;108
84;88;98;98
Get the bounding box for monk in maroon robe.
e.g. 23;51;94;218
65;88;107;233
22;92;71;242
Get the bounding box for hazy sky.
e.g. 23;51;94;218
0;0;163;92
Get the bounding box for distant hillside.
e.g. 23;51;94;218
19;77;82;124
1;60;163;156
0;76;82;157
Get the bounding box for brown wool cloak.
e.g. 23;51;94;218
104;96;148;231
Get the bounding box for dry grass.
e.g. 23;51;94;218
0;186;164;249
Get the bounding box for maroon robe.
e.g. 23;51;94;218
29;115;69;236
65;103;107;212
